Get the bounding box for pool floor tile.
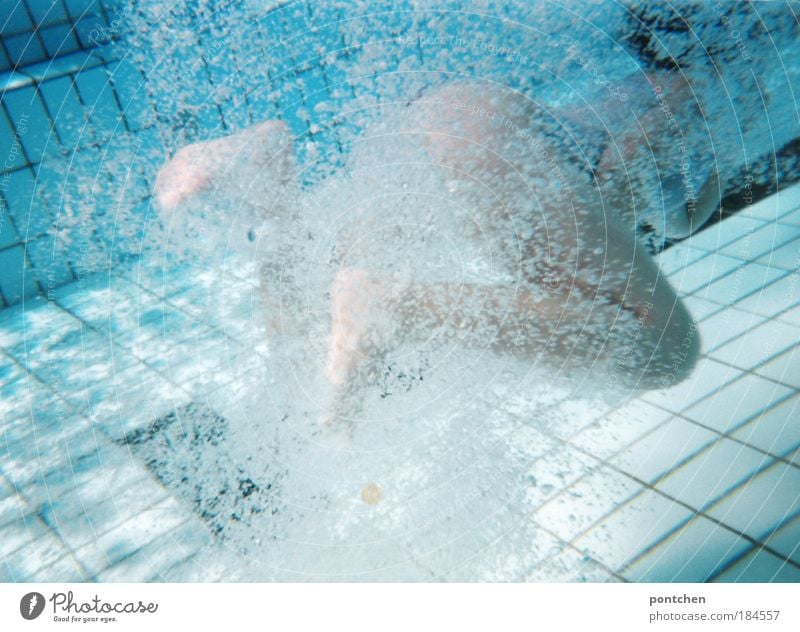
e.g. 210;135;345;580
622;515;752;582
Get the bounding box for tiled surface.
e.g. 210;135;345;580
1;0;112;71
0;183;798;581
0;0;121;308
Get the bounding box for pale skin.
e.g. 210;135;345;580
154;77;706;426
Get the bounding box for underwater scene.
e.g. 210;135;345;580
1;0;799;582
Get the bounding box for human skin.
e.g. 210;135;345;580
321;81;701;422
153;79;702;426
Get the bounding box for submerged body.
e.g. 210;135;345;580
154;76;706;425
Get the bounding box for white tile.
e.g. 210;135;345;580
684;216;767;253
693;264;786;306
682;373;794;434
709;319;799;370
778;208;800;226
612;417;717;484
732;395;800;458
0;493;27;528
641;357;742;413
570;400;674;460
534;465;642;542
714;547;800;582
720;221;799;261
38;554;88;582
524;546;616;582
777;304;800;327
522;445;601;510
697;307;766;353
575;489;693;571
681;296;726;322
755;345;800;388
656;246;709;276
96;518;210;582
623;515;751;582
0;517;73;580
773;184;800;217
447;519;564;582
72;496;192;575
657;437;772;511
668;254;743;295
757;236;800;271
707;462;800;542
736;273;800;319
762;515;800;566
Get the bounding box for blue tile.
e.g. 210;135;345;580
0;198;21;249
24;233;75;290
27;0;68;27
37;75;89;149
3;85;56;163
0;244;40;304
623;515;752;582
0;2;33;35
0;43;11;71
73;65;123;140
2;167;43;238
4;31;46;67
0;109;26;171
73;14;106;48
39;23;80;58
107;60;152;130
714;547;800;582
63;0;102;20
707;462;800;543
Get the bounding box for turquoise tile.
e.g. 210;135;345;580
24;233;75;290
40;23;80;58
0;201;21;249
107;60;153;131
38;75;91;149
27;0;68;27
1;2;33;35
0;244;40;304
1;167;45;239
0;109;26;171
5;32;46;67
3;85;56;163
74;65;124;141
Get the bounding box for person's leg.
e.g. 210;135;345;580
154;120;293;212
321;249;699;424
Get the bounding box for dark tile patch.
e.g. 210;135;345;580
117;402;285;552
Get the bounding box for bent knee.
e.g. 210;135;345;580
612;295;701;392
